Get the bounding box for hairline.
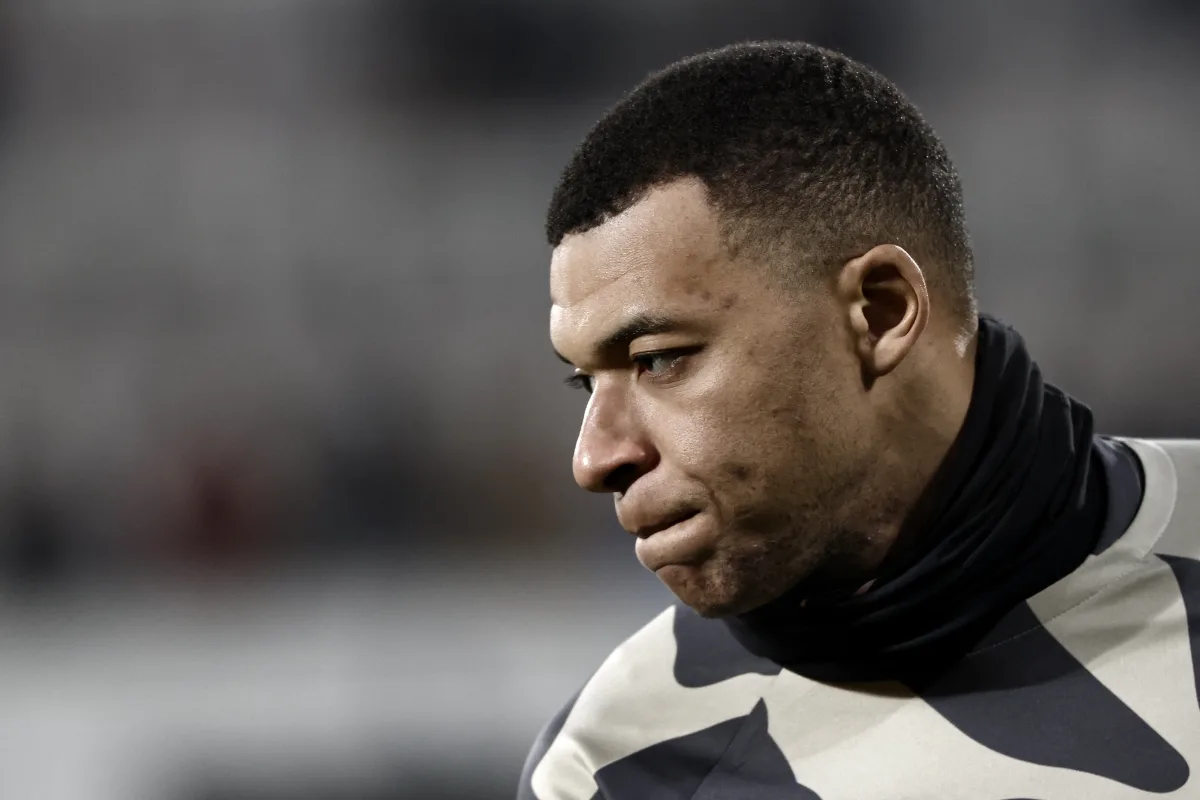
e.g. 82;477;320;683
552;174;859;289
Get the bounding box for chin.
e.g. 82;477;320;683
678;590;765;619
657;561;772;618
686;599;745;619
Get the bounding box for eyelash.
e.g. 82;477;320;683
564;373;594;393
564;350;692;394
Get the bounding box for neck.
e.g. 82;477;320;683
842;325;979;587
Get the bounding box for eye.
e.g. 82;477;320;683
564;349;695;394
633;352;677;375
564;372;594;394
632;350;686;379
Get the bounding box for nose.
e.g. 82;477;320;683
572;390;657;494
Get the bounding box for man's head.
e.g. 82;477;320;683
548;42;978;617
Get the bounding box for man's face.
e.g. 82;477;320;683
549;178;883;617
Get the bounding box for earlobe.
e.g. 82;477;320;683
838;244;930;379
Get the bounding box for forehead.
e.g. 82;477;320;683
550;179;742;320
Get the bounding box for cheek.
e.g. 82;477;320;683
650;338;855;483
694;391;860;509
655;385;805;471
667;404;800;497
721;462;754;482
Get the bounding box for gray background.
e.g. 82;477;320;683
0;1;1196;797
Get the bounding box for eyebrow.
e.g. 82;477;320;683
554;312;682;366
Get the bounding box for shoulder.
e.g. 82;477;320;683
516;605;679;800
516;685;583;800
517;603;781;799
1116;438;1200;560
1128;437;1200;479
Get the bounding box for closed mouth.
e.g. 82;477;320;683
635;510;699;539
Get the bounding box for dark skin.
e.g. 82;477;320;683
550;178;976;617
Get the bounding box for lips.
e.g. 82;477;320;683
630;509;699;540
633;511;711;572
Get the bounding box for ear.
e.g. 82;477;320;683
836;244;930;379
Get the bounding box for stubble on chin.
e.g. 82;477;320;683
677;531;830;618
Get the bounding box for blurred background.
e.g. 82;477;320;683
0;0;1196;797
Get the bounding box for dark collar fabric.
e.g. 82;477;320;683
723;315;1143;683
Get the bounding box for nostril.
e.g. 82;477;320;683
603;463;642;494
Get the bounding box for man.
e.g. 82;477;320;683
520;41;1200;799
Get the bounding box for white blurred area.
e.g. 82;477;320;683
0;565;667;800
0;0;1196;797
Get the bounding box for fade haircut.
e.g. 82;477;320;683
546;41;976;323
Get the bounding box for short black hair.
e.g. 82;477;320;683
546;41;975;322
